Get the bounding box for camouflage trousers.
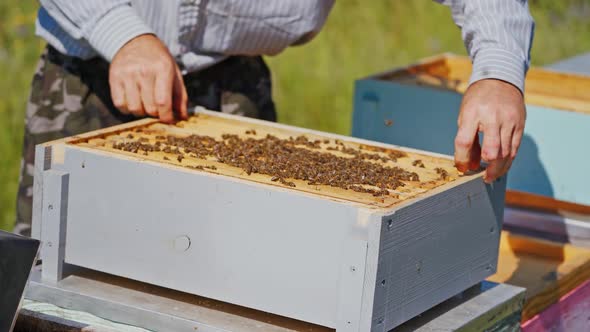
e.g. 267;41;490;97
15;45;276;236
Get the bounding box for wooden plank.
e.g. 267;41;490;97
374;52;590;116
26;266;526;332
506;191;590;215
15;308;88;332
358;212;382;331
374;177;505;331
504;207;590;248
40;170;69;282
521;279;590;332
395;282;525;332
27;267;317;332
398;55;590;114
18;300;152;332
31;145;50;241
488;231;590;321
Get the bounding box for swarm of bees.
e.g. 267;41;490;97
112;129;431;197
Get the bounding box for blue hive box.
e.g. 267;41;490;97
352;54;590;207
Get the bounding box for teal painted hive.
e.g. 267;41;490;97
352;54;590;207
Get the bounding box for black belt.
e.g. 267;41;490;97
46;45;109;78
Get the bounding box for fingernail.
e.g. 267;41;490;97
455;162;469;173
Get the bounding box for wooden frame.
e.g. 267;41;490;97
33;110;506;331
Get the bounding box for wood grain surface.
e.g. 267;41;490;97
488;231;590;321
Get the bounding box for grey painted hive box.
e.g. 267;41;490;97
33;110;506;331
352;54;590;207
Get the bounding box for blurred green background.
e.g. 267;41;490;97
1;0;589;231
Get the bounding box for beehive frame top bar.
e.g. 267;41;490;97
60;110;470;209
375;53;590;114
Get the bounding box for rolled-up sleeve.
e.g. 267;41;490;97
39;1;153;61
436;0;535;93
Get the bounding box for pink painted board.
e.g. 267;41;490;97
522;279;590;331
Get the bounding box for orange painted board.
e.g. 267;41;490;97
488;231;590;321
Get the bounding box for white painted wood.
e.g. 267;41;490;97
335;210;373;332
504;208;590;247
371;177;505;331
37;111;506;330
32;145;51;240
41;170;69;282
56;145;362;328
358;213;384;331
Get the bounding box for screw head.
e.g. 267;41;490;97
416;260;423;273
350;266;356;272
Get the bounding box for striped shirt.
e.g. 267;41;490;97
37;0;534;92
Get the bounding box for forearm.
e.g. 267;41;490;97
40;1;153;61
437;0;535;93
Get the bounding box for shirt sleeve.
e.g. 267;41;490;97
39;1;154;61
435;0;535;93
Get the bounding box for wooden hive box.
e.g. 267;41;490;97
352;54;590;208
33;110;506;331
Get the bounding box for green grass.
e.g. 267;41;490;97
0;0;44;231
1;0;589;231
268;0;590;134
